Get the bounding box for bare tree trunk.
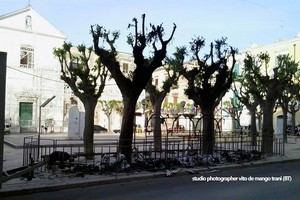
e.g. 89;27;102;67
83;98;97;157
261;102;274;155
119;95;138;163
290;105;298;136
202;107;215;155
107;114;112;134
282;107;288;143
250;109;257;146
257;113;263;133
153;97;164;151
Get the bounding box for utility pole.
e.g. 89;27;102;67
0;52;7;188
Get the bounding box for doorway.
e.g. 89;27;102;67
19;102;33;131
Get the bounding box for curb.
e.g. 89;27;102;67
3;140;23;149
0;172;166;197
1;157;300;197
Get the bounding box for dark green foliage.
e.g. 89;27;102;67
146;47;187;150
54;42;109;155
91;14;176;162
182;37;237;154
242;53;299;154
54;42;108;100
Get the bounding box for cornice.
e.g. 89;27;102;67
0;25;66;40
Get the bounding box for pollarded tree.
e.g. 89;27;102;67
91;14;176;162
99;100;122;133
276;60;300;141
183;37;237;155
233;74;260;145
54;42;108;156
146;47;186;151
222;97;243;131
288;100;300;136
277;90;299;142
243;53;298;154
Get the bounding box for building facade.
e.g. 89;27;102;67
237;34;300;134
0;5;66;132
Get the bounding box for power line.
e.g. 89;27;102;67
6;65;119;86
7;65;63;83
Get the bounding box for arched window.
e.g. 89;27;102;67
25;15;32;29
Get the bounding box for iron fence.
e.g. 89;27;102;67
23;134;284;170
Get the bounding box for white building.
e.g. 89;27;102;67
237;34;300;134
0;5;66;132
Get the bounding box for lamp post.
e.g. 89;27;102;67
37;95;55;161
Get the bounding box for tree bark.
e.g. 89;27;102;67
82;97;97;157
290;105;298;136
282;107;288;143
249;108;257;146
201;106;215;155
257;113;263;132
119;95;139;163
261;102;274;155
153;97;164;151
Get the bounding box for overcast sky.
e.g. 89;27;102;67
1;0;300;54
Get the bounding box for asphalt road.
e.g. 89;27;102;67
2;161;300;200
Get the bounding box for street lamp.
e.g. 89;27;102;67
37;95;55;161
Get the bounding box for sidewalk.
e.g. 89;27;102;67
1;133;300;197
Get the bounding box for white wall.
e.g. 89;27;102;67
0;6;66;132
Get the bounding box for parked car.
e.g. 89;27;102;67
4;123;10;134
113;129;120;133
113;125;142;134
94;125;107;133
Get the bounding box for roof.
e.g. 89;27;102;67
0;5;31;19
0;5;66;39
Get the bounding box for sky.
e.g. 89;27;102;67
1;0;300;55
